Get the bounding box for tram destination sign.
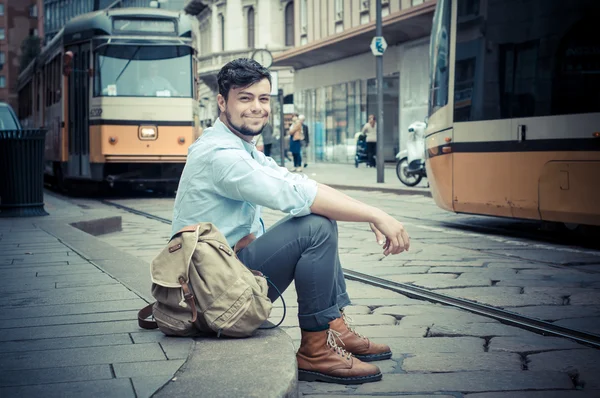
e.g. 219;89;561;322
113;18;176;35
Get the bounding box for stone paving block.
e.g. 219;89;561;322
0;310;139;329
0;343;166;371
1;287;138;308
0;275;117;293
504;305;600;321
339;305;371;315
343;280;407;298
0;378;136;398
385;336;485;354
427;321;534;338
466;391;600;398
552;317;600;335
0;333;133;353
0;298;146;320
402;352;522;372
0;319;143;342
489;336;585;353
497;280;585;288
0;364;112;387
374;305;498;323
130;330;177;344
349;297;426;306
484;249;600;266
569;291;600;305
307;396;456;398
338;314;397;326
439;290;564;307
131;375;171;398
160;339;193;360
350;325;427;338
6;254;74;264
113;359;185;378
353;371;573;394
528;349;600;373
360;266;432;276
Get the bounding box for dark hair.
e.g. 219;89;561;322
217;58;271;100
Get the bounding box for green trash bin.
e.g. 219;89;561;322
0;129;49;217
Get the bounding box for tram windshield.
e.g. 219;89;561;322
94;45;192;98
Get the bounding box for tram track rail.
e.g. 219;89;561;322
101;199;600;350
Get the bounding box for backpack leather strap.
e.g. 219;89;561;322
179;277;198;323
138;303;158;329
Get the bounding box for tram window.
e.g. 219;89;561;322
428;0;451;116
453;0;600;122
94;45;193;98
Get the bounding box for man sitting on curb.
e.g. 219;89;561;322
171;58;410;385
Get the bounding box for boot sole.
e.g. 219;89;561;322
354;351;393;362
298;369;382;385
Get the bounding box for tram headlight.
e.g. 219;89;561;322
139;125;158;140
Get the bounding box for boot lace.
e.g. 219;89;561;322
327;329;352;360
342;312;367;340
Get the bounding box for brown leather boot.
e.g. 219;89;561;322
296;329;382;384
329;313;392;362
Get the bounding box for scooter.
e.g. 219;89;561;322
395;121;427;187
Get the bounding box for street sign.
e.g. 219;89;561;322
370;36;388;56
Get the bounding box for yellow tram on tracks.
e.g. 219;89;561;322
18;8;200;191
426;0;600;228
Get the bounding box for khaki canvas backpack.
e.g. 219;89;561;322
137;223;277;338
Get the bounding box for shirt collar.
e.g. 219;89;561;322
214;118;256;154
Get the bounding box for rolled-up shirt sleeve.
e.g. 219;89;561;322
212;148;317;217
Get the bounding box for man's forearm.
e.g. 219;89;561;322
310;183;384;223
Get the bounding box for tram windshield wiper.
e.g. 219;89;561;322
114;45;141;83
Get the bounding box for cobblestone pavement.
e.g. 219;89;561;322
78;187;600;397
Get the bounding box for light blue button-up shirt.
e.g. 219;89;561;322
171;118;318;247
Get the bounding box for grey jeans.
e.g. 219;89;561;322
237;214;351;330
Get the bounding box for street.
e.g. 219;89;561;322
89;184;600;397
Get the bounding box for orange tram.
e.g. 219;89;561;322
17;8;200;191
425;0;600;230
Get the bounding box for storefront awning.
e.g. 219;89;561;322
272;2;436;70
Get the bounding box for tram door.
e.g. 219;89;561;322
66;43;91;178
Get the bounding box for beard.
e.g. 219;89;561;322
225;110;266;137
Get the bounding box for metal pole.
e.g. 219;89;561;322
278;88;285;167
375;0;384;183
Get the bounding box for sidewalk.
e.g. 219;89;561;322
0;194;297;398
286;161;431;196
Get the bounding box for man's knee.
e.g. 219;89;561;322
298;214;337;240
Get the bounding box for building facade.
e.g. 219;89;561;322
43;0;188;45
0;0;42;113
273;0;436;164
186;0;295;130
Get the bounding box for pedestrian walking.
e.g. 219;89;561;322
171;58;410;385
289;115;304;172
298;114;309;168
361;114;377;167
261;122;275;156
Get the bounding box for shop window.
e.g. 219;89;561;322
0;29;5;40
0;4;4;16
0;76;6;88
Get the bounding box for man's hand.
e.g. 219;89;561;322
370;214;410;256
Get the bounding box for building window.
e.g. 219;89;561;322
219;14;225;51
0;4;4;16
247;7;255;49
0;29;5;40
0;51;5;66
285;2;294;47
300;0;307;36
334;0;343;21
30;4;38;17
0;76;5;88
